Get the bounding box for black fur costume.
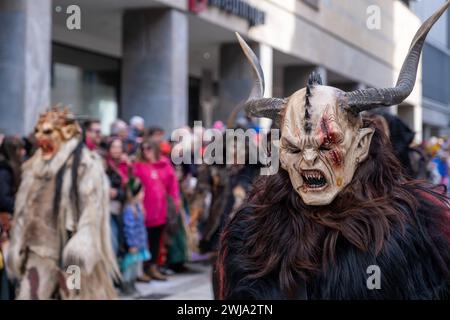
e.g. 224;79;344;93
218;127;450;300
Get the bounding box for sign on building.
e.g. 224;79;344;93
188;0;266;26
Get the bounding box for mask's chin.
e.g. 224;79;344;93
298;190;337;206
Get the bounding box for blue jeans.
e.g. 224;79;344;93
110;215;119;256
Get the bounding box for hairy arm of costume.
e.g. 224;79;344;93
414;187;450;272
62;153;114;275
218;208;284;300
6;164;34;277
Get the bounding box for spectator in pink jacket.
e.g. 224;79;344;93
133;138;180;281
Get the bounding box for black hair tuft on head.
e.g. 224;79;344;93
307;71;323;87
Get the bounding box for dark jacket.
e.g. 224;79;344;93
0;161;15;214
106;167;126;204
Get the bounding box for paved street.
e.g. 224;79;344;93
121;262;214;300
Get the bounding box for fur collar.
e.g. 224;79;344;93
28;137;81;179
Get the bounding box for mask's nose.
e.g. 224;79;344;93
303;148;318;166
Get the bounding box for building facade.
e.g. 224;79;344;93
0;0;426;141
411;0;450;140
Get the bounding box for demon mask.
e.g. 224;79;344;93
237;1;449;205
34;107;81;160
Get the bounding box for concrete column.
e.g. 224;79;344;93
0;0;51;135
215;41;273;122
256;43;273;129
121;9;188;135
413;103;423;143
259;43;273;98
422;124;431;141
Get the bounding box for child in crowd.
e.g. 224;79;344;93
120;178;151;296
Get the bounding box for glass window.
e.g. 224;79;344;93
51;44;120;135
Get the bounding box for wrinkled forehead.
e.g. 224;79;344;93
282;85;359;137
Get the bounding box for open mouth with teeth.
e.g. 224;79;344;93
301;169;328;189
38;140;56;157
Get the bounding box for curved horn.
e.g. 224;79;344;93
345;0;450;114
235;33;286;121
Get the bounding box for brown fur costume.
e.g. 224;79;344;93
8;137;119;299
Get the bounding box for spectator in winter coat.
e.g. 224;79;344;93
133;138;180;281
105;138;128;256
120;179;151;295
0;136;24;300
0;136;24;227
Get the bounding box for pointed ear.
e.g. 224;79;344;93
354;127;375;162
